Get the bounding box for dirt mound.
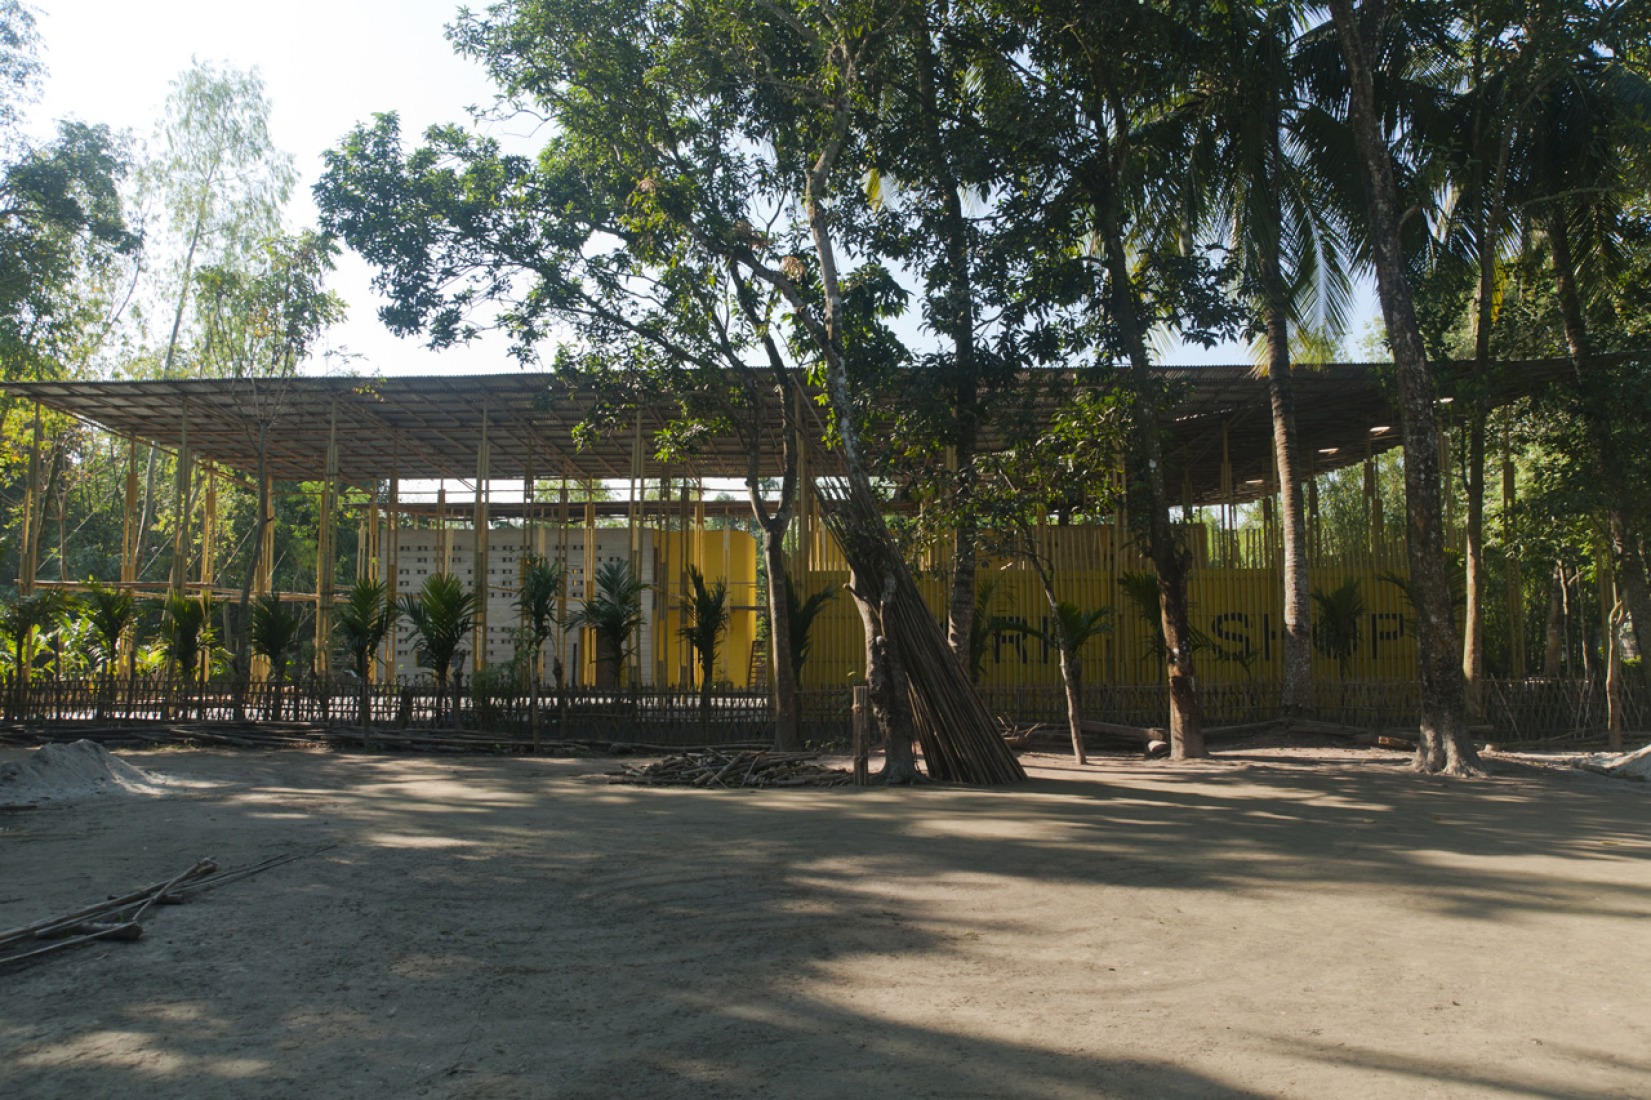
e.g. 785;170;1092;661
0;740;170;808
1574;741;1651;782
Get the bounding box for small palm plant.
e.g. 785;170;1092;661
250;593;306;720
966;578;1016;684
162;591;214;685
1313;578;1366;680
80;584;138;679
398;573;478;727
1009;601;1113;765
334;577;396;734
515;555;566;748
680;565;731;726
80;584;138;722
784;576;835;684
571;559;645;689
162;591;214;719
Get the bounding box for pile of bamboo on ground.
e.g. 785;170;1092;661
608;750;853;789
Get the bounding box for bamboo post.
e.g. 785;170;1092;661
474;403;491;673
584;488;597;685
314;398;339;676
120;437;138;586
1502;419;1525;678
436;485;449;575
384;436;400;685
17;402;40;595
170;401;191;593
200;465;217;588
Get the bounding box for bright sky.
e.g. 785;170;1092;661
32;0;530;377
29;0;1373;379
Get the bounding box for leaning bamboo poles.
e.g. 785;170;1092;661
810;472;1025;786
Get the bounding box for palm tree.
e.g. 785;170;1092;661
1171;2;1358;718
784;576;836;685
162;591;214;719
679;565;731;727
80;584;138;722
966;579;1011;685
1327;0;1477;774
398;573;478;727
571;560;645;690
1008;602;1112;766
334;577;395;735
80;584;137;679
515;554;566;749
250;593;305;720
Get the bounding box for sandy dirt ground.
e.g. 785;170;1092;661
1;743;1648;1099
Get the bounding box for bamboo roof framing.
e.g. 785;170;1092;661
0;357;1584;502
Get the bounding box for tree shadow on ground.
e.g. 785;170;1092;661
0;745;1646;1097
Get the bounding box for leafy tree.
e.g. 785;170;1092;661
515;554;565;747
571;560;645;690
966;579;1014;686
161;590;213;693
193;230;344;704
334;577;394;732
1;588;68;688
1170;1;1359;717
679;564;731;726
398;573;478;726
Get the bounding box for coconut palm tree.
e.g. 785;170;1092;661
515;554;566;748
398;573;478;726
250;593;306;720
1169;2;1359;718
334;577;395;734
571;560;645;689
679;565;731;727
162;591;214;719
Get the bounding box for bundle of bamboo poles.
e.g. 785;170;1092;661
811;475;1026;785
608;749;851;788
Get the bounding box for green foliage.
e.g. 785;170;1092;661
1007;602;1113;660
1312;578;1367;680
572;560;645;686
334;577;394;682
79;582;136;674
679;564;731;692
967;579;1015;684
1;589;70;682
515;554;566;665
783;576;835;684
397;573;478;691
161;591;214;684
249;593;305;683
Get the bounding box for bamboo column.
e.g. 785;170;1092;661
583;487;597;685
383;437;400;685
473;403;491;673
120;438;138;586
169;401;191;593
1502;420;1525;678
251;475;275;683
436;486;449;575
314;399;339;675
200;466;217;588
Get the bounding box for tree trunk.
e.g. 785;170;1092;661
1079;89;1205;759
760;525;802;752
850;564;921;784
232;440;270;722
1330;0;1476;774
1463;413;1486;719
1260;243;1312;718
1029;553;1087;766
1543;565;1564;677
